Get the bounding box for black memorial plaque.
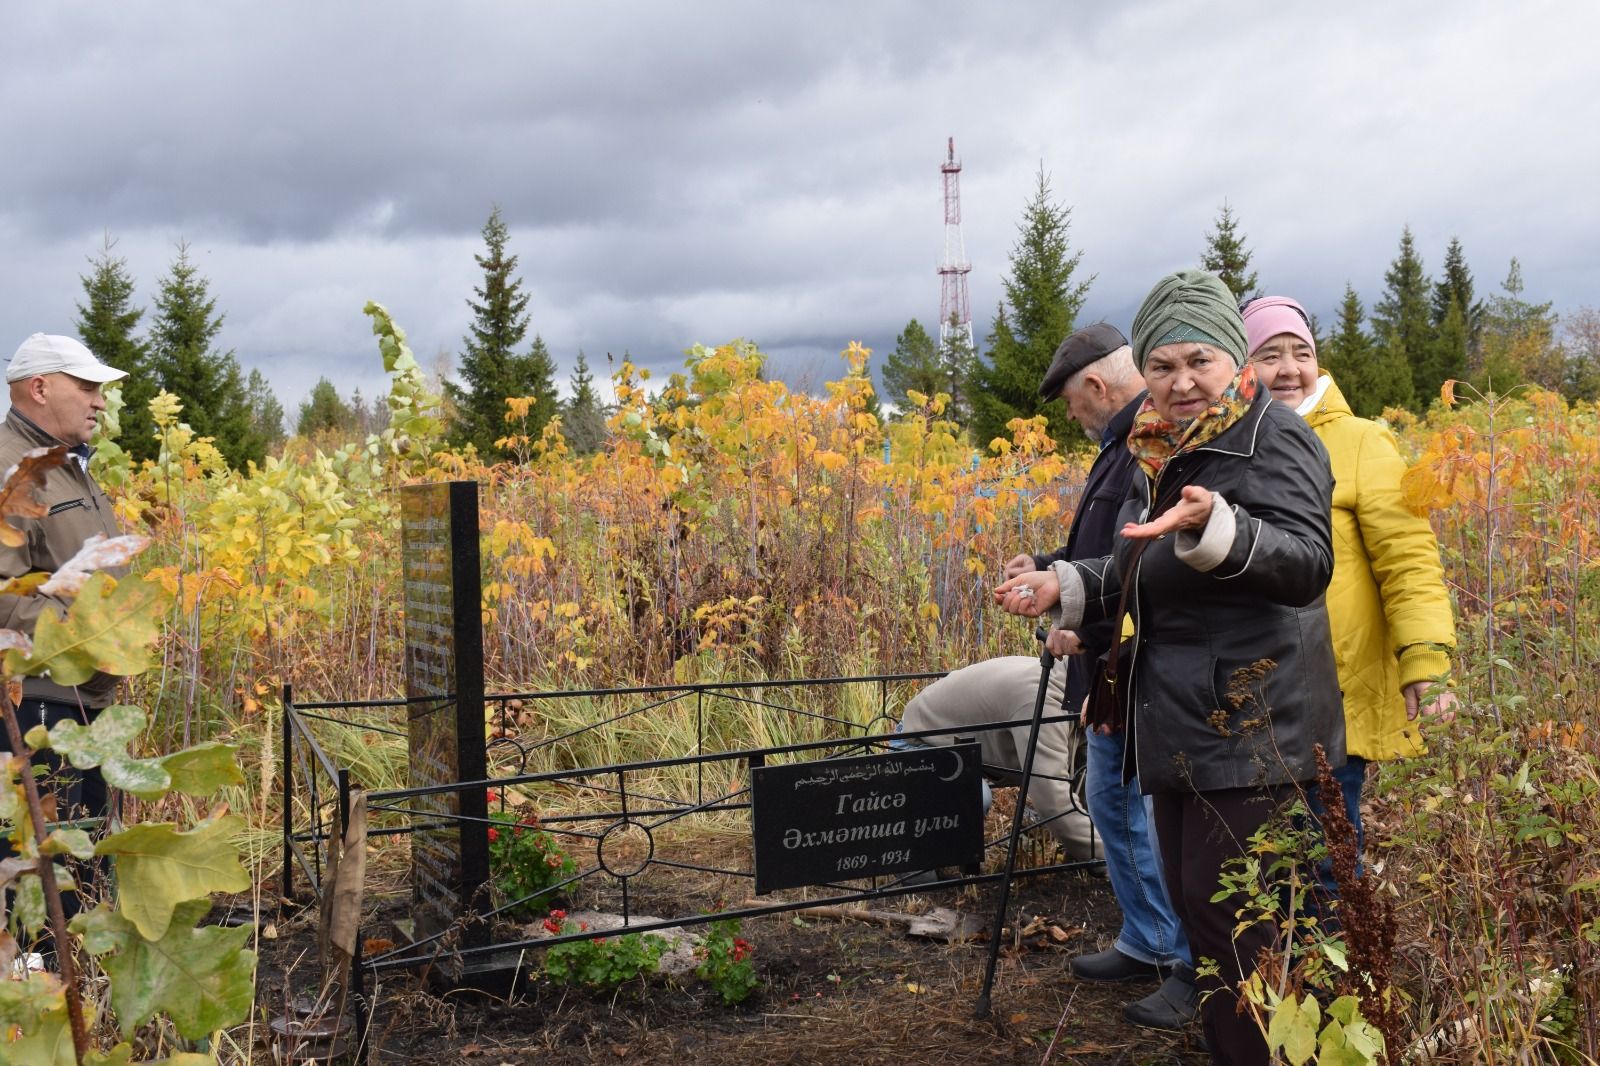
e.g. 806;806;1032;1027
751;744;983;895
400;481;488;949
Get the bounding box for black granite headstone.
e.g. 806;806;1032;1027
400;481;488;950
751;744;984;894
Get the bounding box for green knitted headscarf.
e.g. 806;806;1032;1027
1130;269;1248;371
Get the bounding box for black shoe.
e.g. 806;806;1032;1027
1068;947;1166;983
1122;968;1200;1031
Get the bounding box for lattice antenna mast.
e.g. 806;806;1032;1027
938;137;974;353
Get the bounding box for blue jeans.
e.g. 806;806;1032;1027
1086;728;1190;967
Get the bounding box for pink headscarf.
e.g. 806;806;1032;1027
1242;296;1316;359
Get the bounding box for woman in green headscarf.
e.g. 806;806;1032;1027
996;270;1345;1064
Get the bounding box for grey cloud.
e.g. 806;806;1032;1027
2;1;1598;419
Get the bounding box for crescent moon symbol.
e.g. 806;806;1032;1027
937;750;964;783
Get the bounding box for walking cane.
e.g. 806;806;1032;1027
974;624;1056;1020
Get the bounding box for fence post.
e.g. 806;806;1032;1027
281;682;294;903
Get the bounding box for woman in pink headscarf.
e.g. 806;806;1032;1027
1241;296;1459;860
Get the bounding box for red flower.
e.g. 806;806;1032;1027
545;853;563;868
513;825;525;836
487;827;499;843
486;788;501;803
542;917;563;935
550;909;567;920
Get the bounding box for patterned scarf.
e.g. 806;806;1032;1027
1127;364;1260;481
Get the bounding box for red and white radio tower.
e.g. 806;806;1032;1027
938;137;973;353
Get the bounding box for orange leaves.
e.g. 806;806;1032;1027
503;395;538;422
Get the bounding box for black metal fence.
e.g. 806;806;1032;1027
281;671;1100;1020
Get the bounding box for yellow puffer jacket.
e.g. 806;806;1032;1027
1304;374;1456;760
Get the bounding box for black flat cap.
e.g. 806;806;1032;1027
1038;322;1130;398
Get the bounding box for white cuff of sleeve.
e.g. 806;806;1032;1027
1173;492;1235;572
1048;560;1086;630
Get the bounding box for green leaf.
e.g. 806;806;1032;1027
85;1045;136;1066
95;814;251;940
71;903;134;955
5;572;171;686
1320;940;1350;972
0;976;75;1066
90;899;257;1040
40;704;171;801
1317;1026;1371;1066
159;742;245;796
41;827;96;860
1326;993;1361;1025
1266;992;1320;1065
23;724;50;750
11;870;48;936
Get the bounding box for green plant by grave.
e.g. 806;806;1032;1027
541;912;667;989
0;448;252;1066
693;916;758;1005
485;790;575;920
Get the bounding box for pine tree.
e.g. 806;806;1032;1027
1199;200;1260;303
1370;226;1432;409
246;369;286;451
296;377;355;437
881;318;944;412
75;234;157;461
562;350;607;454
446;206;558;456
970;167;1093;450
147;242;262;467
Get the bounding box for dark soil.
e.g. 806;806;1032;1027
255;853;1210;1066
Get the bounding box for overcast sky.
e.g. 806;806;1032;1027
3;2;1597;413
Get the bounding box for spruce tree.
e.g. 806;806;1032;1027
970;167;1093;450
1199;200;1260;303
446;206;558;456
1432;237;1479;344
561;350;607;454
1477;258;1562;391
881;318;944;412
75;234;157;461
939;318;980;427
246;369;286;452
521;335;559;441
147;242;262;467
1423;298;1469;405
1323;284;1411;418
296;377;355;437
1370;226;1432;409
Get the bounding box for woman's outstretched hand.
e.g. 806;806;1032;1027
993;570;1060;618
1121;485;1214;540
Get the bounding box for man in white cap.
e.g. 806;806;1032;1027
0;333;131;898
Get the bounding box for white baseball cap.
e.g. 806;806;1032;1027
7;333;129;385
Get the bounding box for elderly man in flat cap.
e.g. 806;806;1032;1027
1002;322;1197;1030
0;333;131;911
